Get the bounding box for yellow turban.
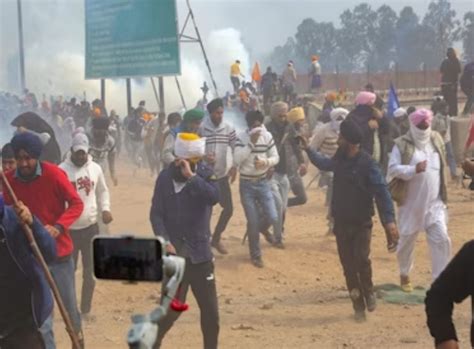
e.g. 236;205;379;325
287;107;305;124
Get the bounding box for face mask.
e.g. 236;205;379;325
410;123;431;149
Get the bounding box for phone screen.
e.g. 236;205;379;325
93;237;163;282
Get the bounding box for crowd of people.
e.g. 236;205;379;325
0;49;474;349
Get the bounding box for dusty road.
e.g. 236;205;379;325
55;162;473;349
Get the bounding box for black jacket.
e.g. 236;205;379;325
426;240;474;347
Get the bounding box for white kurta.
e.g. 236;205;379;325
387;143;445;236
387;142;451;279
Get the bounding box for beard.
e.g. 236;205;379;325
170;162;196;182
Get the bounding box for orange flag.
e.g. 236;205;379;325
252;62;261;82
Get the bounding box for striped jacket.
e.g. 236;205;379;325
199;117;237;179
234;126;280;180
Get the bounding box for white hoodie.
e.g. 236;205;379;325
59;153;111;230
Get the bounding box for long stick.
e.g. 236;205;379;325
1;171;81;349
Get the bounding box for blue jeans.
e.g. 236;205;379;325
270;173;289;236
40;256;82;349
445;142;457;179
240;179;279;259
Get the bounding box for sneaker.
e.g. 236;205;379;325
400;275;413;293
251;257;264;268
211;241;228;255
365;292;377;312
354;310;366;323
261;230;275;244
387;241;397;253
272;241;285;249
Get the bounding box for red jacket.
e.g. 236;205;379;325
3;162;84;258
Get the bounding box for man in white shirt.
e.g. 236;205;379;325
234;110;280;268
60;133;113;316
387;108;451;293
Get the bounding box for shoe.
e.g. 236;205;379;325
387;241;397;253
400;275;413;293
211;241;228;255
365;292;377;312
354;310;366;323
401;282;413;293
273;241;285;249
261;230;275;244
251;257;264;268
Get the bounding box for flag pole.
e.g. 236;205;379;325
0;171;82;349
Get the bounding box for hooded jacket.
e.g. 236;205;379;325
59;154;111;230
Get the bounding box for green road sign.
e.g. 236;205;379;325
85;0;180;79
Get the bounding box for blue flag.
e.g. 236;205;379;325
387;82;400;118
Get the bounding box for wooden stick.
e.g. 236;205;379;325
1;171;81;349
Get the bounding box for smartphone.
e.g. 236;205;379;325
93;236;163;282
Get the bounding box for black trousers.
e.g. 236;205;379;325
155;260;219;349
212;177;233;244
334;220;373;312
0;325;45;349
71;223;99;314
441;83;459;116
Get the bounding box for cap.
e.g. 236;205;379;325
72;133;89;153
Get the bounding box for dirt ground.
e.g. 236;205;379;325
55;161;473;349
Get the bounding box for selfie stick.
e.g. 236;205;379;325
0;171;82;349
127;255;186;349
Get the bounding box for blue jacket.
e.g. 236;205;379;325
150;163;219;264
1;206;57;328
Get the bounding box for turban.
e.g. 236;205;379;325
174;133;206;160
409;108;433;126
245;110;264;127
340;119;363;145
92;117;110;130
183;109;205;122
11;132;43;159
270;101;289;118
330;108;349;121
73;127;85;137
355;91;376;106
393;107;407;118
1;143;14;159
325;92;337;102
287;107;305;123
207;98;224;114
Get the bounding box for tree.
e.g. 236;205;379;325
294;19;338;72
338;3;377;72
369;5;398;71
461;11;474;61
268;37;297;74
422;0;461;67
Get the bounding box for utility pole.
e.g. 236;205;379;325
17;0;26;92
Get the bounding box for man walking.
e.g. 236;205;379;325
234;111;280;267
387;108;451;292
440;48;462;117
266;102;306;243
301;119;399;321
89;117;118;186
60;133;113;318
200;98;237;255
3;132;84;348
150;133;220;349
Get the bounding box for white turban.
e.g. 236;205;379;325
174;133;206;159
394;107;407;118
